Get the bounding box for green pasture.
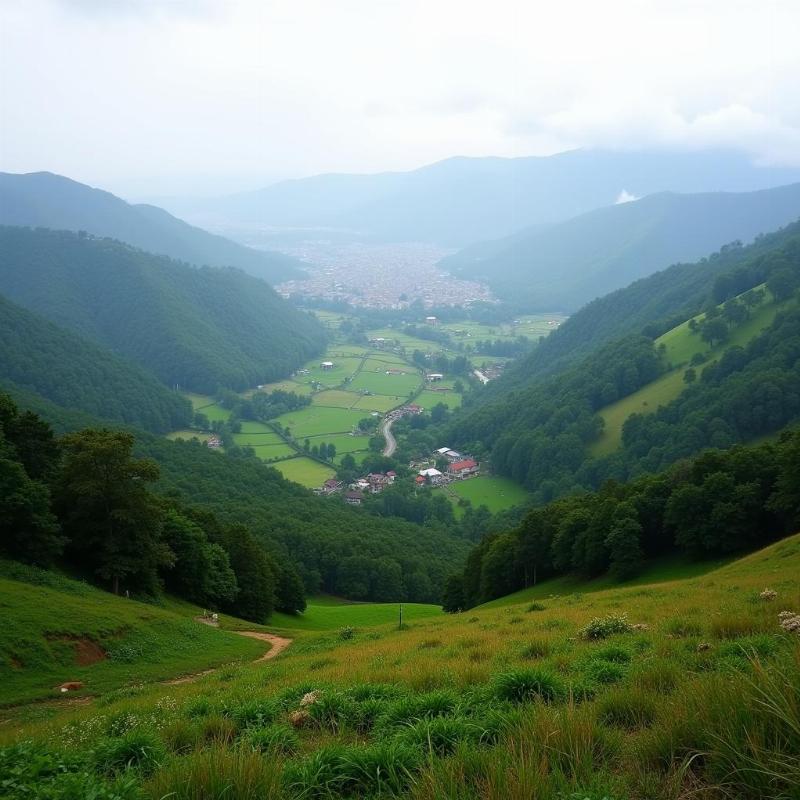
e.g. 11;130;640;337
417;389;462;410
312;389;359;408
352;394;401;413
306;432;372;456
256;379;314;396
183;392;215;410
294;357;364;386
366;328;446;352
273;456;336;488
268;600;443;632
350;369;422;396
195;403;231;423
437;475;529;515
275;406;366;438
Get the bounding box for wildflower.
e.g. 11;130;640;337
696;642;711;652
299;691;320;707
778;611;800;634
289;709;310;727
759;588;778;601
632;623;650;631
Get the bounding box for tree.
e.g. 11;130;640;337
274;560;307;614
56;429;171;594
441;574;465;612
605;504;644;580
683;368;696;384
701;318;729;347
767;268;799;302
221;524;276;622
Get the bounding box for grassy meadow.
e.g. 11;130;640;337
273;456;336;487
438;475;530;515
4;536;798;798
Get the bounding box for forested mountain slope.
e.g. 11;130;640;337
3;387;470;604
0;171;304;283
447;224;800;501
481;219;800;401
0;294;190;433
0;227;327;393
170;149;800;245
440;184;800;310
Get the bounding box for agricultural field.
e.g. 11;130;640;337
349;369;421;397
440;313;567;343
166;429;213;443
273;456;336;488
437;475;530;514
274;406;366;438
5;535;799;799
268;600;442;632
311;389;361;409
416;388;462;410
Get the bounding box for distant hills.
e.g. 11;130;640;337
0;171;304;283
441;183;800;311
165;149;800;246
0;227;326;393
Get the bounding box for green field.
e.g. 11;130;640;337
268;600;443;631
350;369;422;396
274;406;366;437
416;389;462;410
273;456;335;487
351;394;400;412
294;356;364;386
256;379;314;396
311;389;359;408
306;432;372;455
440;314;567;343
7;535;798;799
438;475;530;514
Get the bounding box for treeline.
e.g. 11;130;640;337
0;293;191;434
444;430;800;609
0;393;304;621
0;227;327;393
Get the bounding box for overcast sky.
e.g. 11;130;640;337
1;0;799;198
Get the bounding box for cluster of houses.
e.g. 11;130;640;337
316;470;398;505
415;446;479;486
206;434;222;449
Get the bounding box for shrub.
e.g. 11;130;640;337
92;730;166;776
596;687;657;730
526;601;546;612
579;614;632;641
146;746;282;799
338;626;356;640
520;638;551;660
492;668;565;704
243;723;300;755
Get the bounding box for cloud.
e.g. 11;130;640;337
615;190;639;204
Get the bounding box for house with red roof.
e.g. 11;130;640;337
447;458;479;479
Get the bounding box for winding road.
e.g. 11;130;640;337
381;417;397;457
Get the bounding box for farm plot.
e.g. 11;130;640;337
193;402;231;422
312;389;359;408
295;357;364;386
350;369;422;396
351;394;401;413
255;379;314;396
417;389;462;410
166;429;213;443
440;475;530;515
274;456;336;488
306;432;372;457
275;406;366;438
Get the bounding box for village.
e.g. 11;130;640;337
315;439;480;506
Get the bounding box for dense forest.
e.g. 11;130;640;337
444;429;800;610
445;225;800;502
0;171;304;283
3;387;472;605
0;227;327;393
0;393;304;622
0;293;191;433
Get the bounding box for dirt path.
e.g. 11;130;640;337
163;630;292;685
381;417;397;456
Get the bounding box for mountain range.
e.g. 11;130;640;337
163;149;800;247
0;171;305;284
440;183;800;311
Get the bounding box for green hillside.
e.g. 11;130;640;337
0;171;304;283
0;294;191;434
2;535;798;799
591;285;788;456
0;562;265;706
0;227;327;393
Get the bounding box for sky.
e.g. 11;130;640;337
1;0;799;199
